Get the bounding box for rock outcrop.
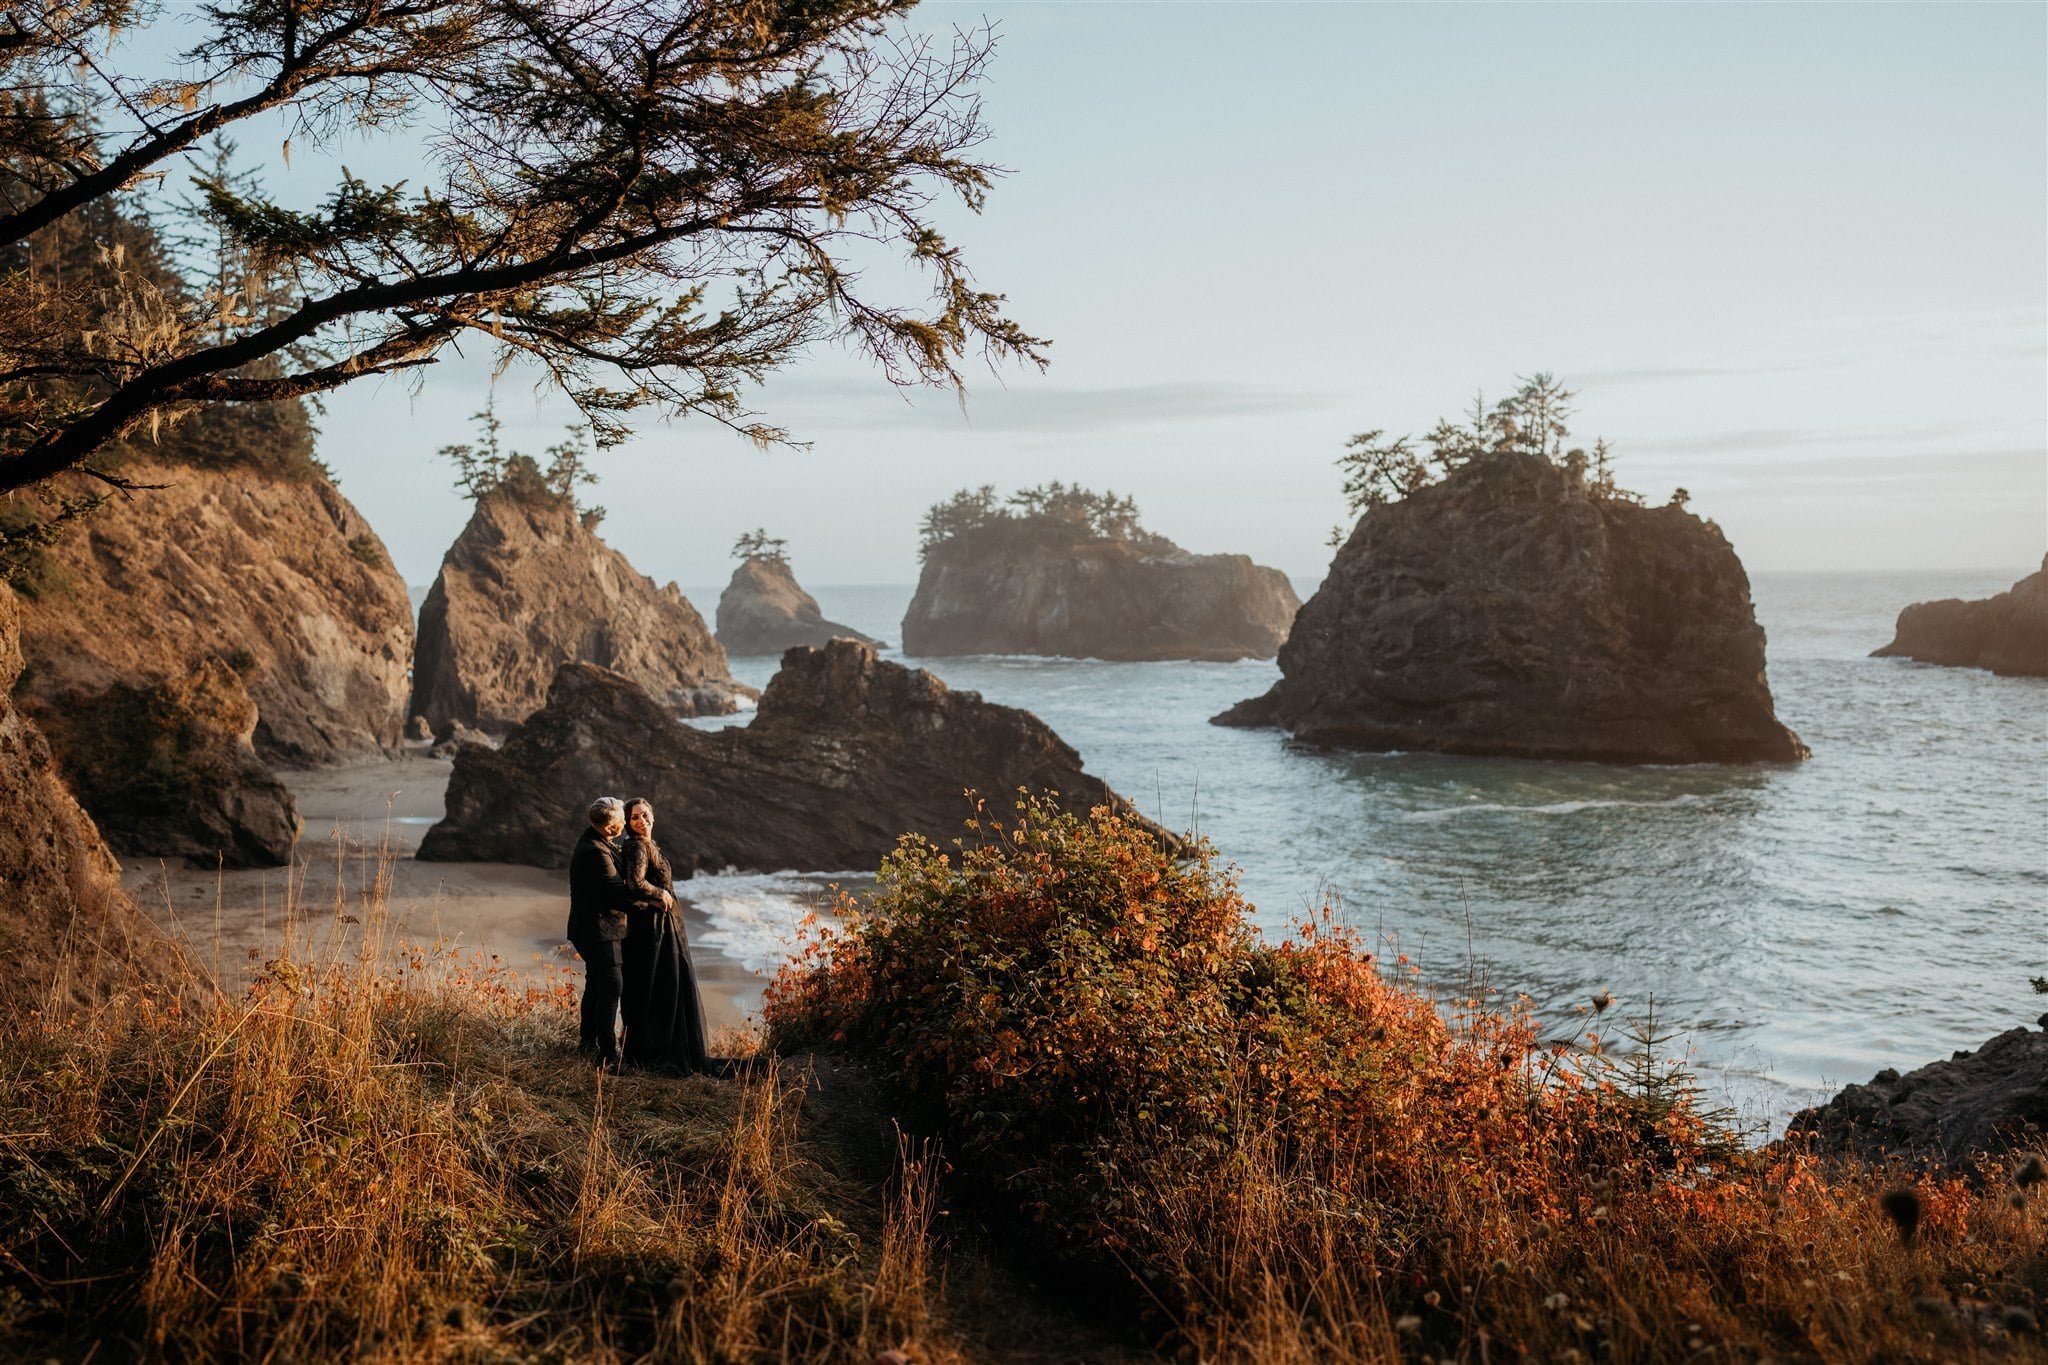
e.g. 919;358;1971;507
410;492;753;735
716;555;882;654
1871;556;2048;678
0;584;195;1013
1215;451;1807;765
29;660;300;867
420;639;1168;872
902;531;1299;661
1787;1024;2048;1166
10;461;414;765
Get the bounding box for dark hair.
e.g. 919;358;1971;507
625;797;654;819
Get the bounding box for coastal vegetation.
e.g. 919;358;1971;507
919;482;1154;558
441;405;605;530
769;796;2048;1361
3;800;2044;1360
1336;373;1655;515
732;529;792;566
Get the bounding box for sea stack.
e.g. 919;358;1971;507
901;484;1298;660
716;553;882;654
409;491;753;735
420;639;1172;872
1871;556;2047;678
1215;450;1806;764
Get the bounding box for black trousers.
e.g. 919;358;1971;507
573;936;625;1060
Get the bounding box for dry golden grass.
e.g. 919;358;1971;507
0;853;969;1363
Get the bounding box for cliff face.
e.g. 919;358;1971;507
11;462;413;765
409;493;753;735
31;660;301;867
715;556;882;655
1871;556;2047;678
1215;451;1806;765
0;584;194;1013
419;639;1170;872
901;532;1299;661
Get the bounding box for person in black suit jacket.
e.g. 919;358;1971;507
567;796;634;1066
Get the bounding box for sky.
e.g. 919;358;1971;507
123;2;2048;588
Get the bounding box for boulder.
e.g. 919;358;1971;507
10;461;414;766
0;584;195;1013
902;530;1299;661
29;659;300;867
409;491;754;735
1214;451;1807;765
419;638;1171;872
1787;1024;2048;1166
1871;556;2047;678
716;555;883;654
429;718;496;759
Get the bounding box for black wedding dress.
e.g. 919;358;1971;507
619;834;716;1074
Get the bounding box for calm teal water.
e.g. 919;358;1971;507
687;570;2047;1130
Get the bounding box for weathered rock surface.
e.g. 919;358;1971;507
0;584;195;1013
1215;451;1807;764
902;531;1299;661
29;660;300;867
420;638;1168;872
716;555;882;654
1787;1024;2048;1166
410;492;753;735
1871;556;2048;678
11;461;413;765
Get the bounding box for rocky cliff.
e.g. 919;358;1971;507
10;461;414;765
1787;1022;2048;1166
419;639;1170;872
0;584;195;1013
715;555;882;654
1215;451;1806;764
1871;556;2047;678
410;492;752;735
31;660;300;867
901;531;1299;661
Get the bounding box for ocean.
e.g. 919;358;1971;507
680;569;2047;1133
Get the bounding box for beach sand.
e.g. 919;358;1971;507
120;750;767;1040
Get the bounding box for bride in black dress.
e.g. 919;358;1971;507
618;797;716;1074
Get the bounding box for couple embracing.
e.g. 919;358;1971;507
566;795;720;1075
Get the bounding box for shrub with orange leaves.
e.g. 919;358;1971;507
769;797;2048;1362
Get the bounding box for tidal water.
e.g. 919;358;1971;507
685;570;2046;1131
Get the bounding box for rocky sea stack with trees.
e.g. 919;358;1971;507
715;529;883;654
1872;554;2047;678
409;413;754;736
901;482;1299;660
1217;376;1808;764
420;638;1167;872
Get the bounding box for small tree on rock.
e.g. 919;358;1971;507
732;528;790;565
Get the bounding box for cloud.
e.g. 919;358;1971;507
755;376;1343;434
1617;419;2043;463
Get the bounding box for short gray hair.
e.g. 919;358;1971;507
588;796;625;828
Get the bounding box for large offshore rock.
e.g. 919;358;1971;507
1787;1024;2048;1166
410;492;752;735
1871;556;2048;678
1215;451;1807;764
715;555;882;655
901;529;1298;661
29;659;300;868
0;584;195;1013
420;638;1170;872
11;462;413;765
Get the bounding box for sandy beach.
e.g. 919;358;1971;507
120;750;767;1039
